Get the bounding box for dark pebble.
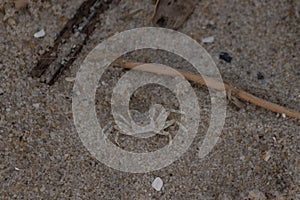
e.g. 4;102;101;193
219;52;232;63
257;72;264;80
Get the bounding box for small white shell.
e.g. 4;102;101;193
152;177;163;191
34;29;46;38
201;36;214;43
32;103;40;108
65;77;76;82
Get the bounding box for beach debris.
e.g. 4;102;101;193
31;0;114;85
33;103;40;108
7;18;16;27
120;61;300;120
15;0;28;10
65;77;76;82
201;36;214;43
257;72;264;80
152;177;163;191
152;0;194;29
248;190;266;200
219;52;232;63
261;151;271;162
34;29;46;38
40;185;46;192
120;9;143;21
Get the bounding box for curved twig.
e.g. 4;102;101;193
117;61;300;120
151;0;160;20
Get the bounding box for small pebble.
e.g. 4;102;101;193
282;113;286;118
38;49;45;55
101;81;108;86
7;18;16;27
40;185;46;192
33;103;40;108
34;29;46;38
201;36;214;43
248;190;266;200
65;77;76;82
219;52;232;63
0;88;4;95
15;0;28;10
262;151;271;162
240;155;246;161
257;72;264;80
50;132;56;139
15;167;20;171
152;177;163;191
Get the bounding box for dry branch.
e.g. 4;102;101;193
117;61;300;120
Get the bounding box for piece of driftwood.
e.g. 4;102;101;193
30;0;114;85
152;0;195;29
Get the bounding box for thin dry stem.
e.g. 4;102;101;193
117;61;300;120
151;0;160;20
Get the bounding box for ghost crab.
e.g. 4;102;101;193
113;104;186;145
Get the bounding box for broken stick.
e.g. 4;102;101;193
117;61;300;120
